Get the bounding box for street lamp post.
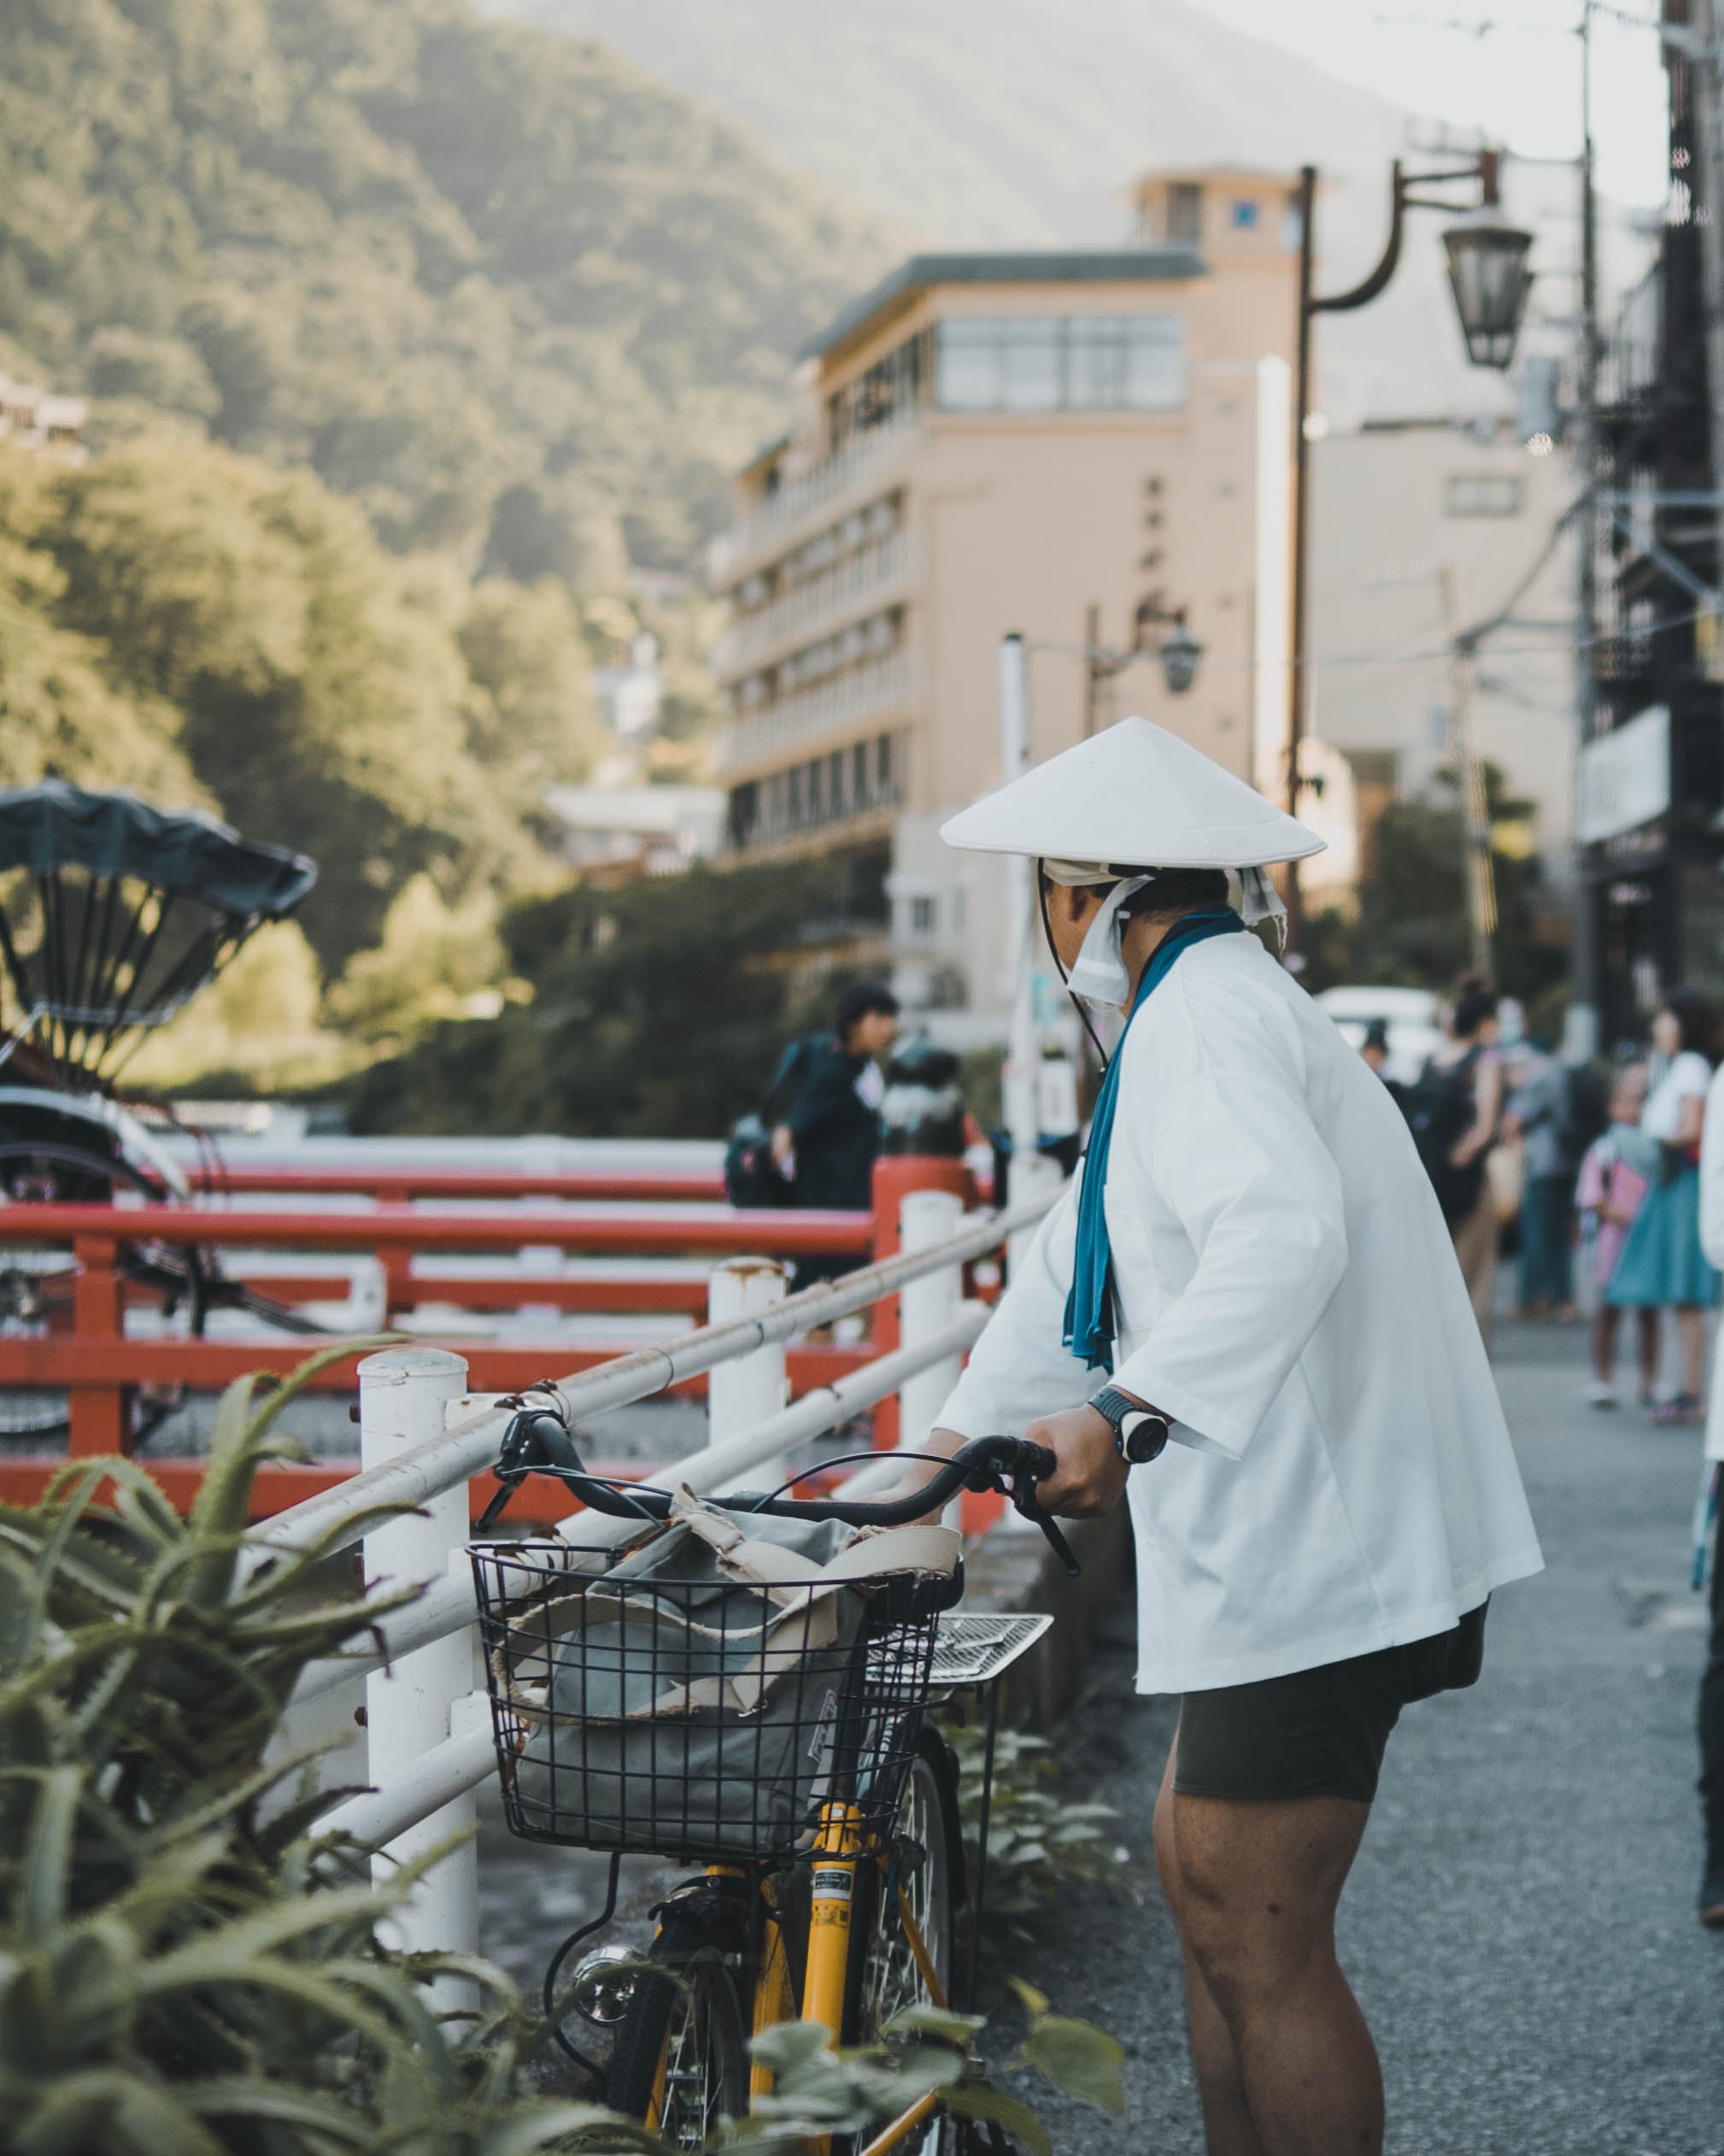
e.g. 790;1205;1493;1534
1285;152;1533;954
1082;595;1205;736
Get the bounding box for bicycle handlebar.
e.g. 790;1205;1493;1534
475;1410;1080;1577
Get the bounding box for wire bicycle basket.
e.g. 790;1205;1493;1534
472;1532;942;1866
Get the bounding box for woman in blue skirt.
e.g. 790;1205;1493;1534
1607;990;1721;1423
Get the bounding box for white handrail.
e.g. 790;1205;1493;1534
256;1196;1049;1564
312;1304;997;1843
288;1183;1061;1893
289;1302;990;1708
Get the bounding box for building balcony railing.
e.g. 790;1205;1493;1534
716;651;913;774
708;413;921;587
709;532;915;683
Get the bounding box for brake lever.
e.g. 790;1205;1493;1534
476;1397;588;1532
1009;1474;1081;1577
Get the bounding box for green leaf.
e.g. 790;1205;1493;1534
20;1765;81;1945
14;2067;230;2156
943;2079;1053;2156
882;2001;985;2046
1019;2014;1129;2118
748;2018;835;2077
1007;1977;1050;2018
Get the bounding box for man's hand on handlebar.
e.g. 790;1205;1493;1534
1023;1403;1129;1519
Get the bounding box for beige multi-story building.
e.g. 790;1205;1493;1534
707;169;1306;1038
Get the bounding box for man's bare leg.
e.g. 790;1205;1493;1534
1154;1746;1381;2156
1153;1745;1263;2156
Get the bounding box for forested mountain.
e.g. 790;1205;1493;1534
0;0;896;575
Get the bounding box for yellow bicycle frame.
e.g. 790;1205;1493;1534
680;1796;949;2154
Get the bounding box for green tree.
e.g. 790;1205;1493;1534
0;0;896;573
1308;763;1568;1008
342;853;890;1137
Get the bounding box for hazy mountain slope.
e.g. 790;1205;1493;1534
0;0;899;571
482;0;1621;423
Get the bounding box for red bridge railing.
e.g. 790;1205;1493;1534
0;1160;981;1520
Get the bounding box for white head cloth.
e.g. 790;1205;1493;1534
1041;860;1289;1006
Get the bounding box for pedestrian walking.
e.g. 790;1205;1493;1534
769;979;898;1285
1505;1041;1577;1320
900;718;1542;2156
1404;978;1505;1344
1574;1063;1657;1407
1691;1051;1724;1923
1605;991;1720;1425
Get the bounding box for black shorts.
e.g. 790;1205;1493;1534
1173;1603;1489;1805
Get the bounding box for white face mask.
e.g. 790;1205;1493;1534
1064;876;1152;1008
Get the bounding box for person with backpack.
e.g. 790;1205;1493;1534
764;980;899;1286
1402;978;1504;1343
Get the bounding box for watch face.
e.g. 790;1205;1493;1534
1121;1414;1169;1465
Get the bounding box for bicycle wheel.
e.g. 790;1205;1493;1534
847;1729;964;2153
607;1906;752;2147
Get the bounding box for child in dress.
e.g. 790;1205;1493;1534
1575;1063;1657;1407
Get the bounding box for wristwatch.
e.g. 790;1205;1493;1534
1088;1385;1171;1466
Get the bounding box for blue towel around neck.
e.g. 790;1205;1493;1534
1063;906;1247;1372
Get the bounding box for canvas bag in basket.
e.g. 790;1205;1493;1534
493;1488;958;1859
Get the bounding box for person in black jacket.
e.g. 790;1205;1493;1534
771;981;899;1281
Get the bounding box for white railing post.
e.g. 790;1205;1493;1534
359;1346;477;2012
898;1189;965;1454
707;1258;789;1492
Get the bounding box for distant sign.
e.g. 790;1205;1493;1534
1577;705;1670;845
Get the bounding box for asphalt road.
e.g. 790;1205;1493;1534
1019;1321;1724;2156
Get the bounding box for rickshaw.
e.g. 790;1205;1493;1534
0;780;320;1437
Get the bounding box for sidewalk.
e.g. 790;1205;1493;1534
1023;1320;1724;2155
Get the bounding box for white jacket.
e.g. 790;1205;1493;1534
937;931;1543;1693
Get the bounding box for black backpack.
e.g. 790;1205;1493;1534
724;1037;814;1209
1399;1047;1487;1225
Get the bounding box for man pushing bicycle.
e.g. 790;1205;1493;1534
915;718;1543;2156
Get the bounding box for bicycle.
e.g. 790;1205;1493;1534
470;1408;1073;2153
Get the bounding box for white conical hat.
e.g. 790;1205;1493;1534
939;717;1325;868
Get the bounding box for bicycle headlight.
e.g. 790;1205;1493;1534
569;1946;641;2024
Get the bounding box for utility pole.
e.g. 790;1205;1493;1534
1082;602;1103;737
1439;565;1498;978
1692;1;1724;666
1286;165;1319;956
1569;0;1603;1062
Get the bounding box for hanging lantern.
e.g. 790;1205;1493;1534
1442;212;1535;369
1158;622;1204;696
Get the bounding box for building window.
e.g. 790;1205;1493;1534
1445;473;1523;518
935;315;1185;414
828;333;927;453
909;894;938;937
1167;183;1203;245
829;750;845;815
788;765;803;822
727;783;759;849
853;741;871;808
877;734;894;796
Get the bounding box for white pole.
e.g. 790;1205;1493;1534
897;1189;965;1454
997;633;1065;1271
707;1258;789;1493
999;633;1038;1169
359;1346;477;2012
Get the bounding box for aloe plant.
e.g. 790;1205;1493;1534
0;1348;1124;2154
0;1347;659;2154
